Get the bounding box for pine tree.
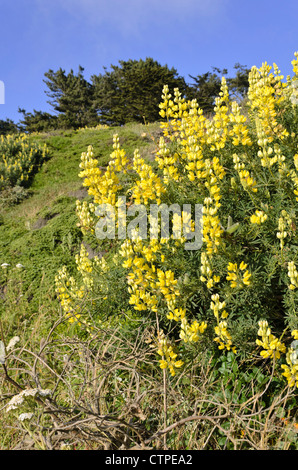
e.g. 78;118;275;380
186;64;250;114
18;109;59;133
0;118;18;135
92;58;187;125
43;66;97;128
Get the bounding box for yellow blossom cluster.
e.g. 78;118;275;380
290;79;298;107
281;331;298;388
55;244;104;327
120;237;159;312
255;120;288;168
276;210;292;250
210;293;228;320
159;85;189;135
200;251;220;290
205;77;230;152
256;323;298;389
55;266;83;325
75;243;94;289
76;200;96;234
291;52;298;76
179;318;207;343
122;240;181;314
233;153;258;193
250;210;268;225
228;101;252;147
214;322;236;353
210;293;235;353
281;350;298;387
79;135;129;206
287;261;298;290
155;136;180;183
256;320;286;360
289;163;298;202
0;133;48;190
131;149;165;205
248;63;289;144
226;262;251;288
157;330;184;376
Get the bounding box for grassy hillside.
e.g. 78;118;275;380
0;123;160;339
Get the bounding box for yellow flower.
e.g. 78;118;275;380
214;321;236;353
226;262;251;288
250;210;267;225
256;320;286;360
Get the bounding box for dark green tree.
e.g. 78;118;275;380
43;66;98;129
186;67;228;114
91;58;187;125
18;108;59;133
186;64;250;114
0;118;18;135
227;63;250;100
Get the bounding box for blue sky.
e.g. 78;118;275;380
0;0;297;123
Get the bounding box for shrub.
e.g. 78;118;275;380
55;52;298;386
0;133;48;191
4;52;298;450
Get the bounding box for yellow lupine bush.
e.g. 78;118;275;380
0;133;48;190
56;52;298;384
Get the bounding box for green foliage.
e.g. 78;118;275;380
18;109;60;133
2;80;298;448
91;57;187;125
18;58;250;132
186;63;250;113
0;118;18;136
0;133;48;191
0;124;159;327
43;65;98;129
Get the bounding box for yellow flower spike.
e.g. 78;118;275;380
288;261;298;289
157;331;183;375
226;262;251;288
256;320;286;360
214;321;236;353
179;318;207;343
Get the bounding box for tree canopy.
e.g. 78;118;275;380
0;118;18;135
186;64;250;114
91;58;187;125
4;58;251;132
43;66;97;129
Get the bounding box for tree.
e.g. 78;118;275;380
186;67;228;114
186;64;250;114
18;108;59;133
0;118;18;135
91;58;187;125
227;63;250;100
43;66;98;129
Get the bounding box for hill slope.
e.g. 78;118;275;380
0;122;160;336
